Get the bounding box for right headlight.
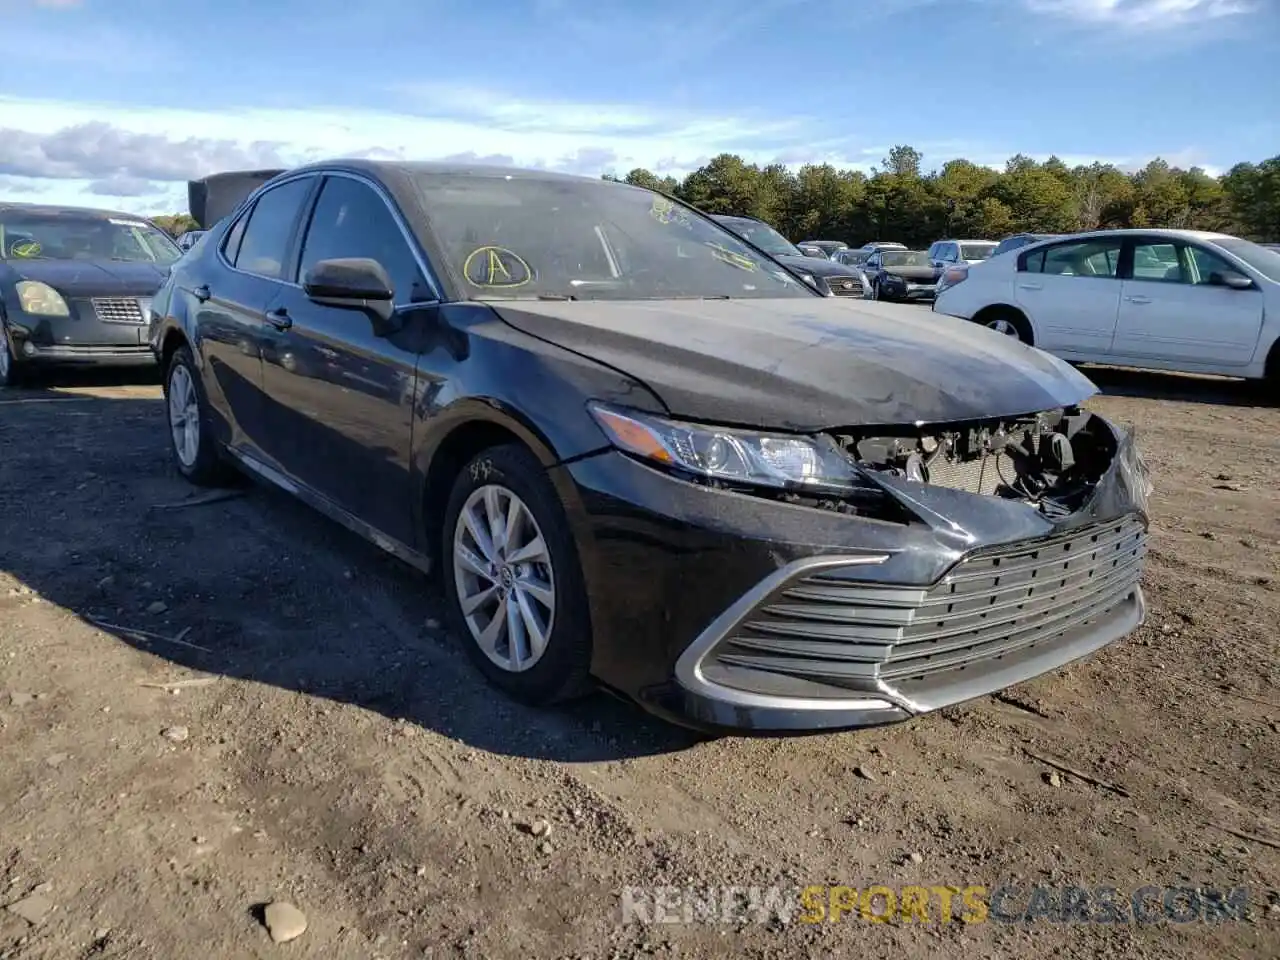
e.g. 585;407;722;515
15;281;70;317
588;402;878;497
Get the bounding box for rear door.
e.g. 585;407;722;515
192;175;316;456
1013;236;1124;355
257;173;438;544
1109;237;1265;368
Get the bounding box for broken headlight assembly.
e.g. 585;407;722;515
588;402;879;498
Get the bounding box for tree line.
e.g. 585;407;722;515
150;145;1279;245
605;145;1280;248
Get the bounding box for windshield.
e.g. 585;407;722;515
959;242;997;260
838;250;870;265
413;175;814;301
715;217;801;258
881;251;932;267
0;212;181;264
1215;237;1280;283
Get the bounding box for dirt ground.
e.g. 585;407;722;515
1;358;1277;959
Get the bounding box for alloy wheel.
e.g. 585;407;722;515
167;362;201;468
452;484;556;673
987;318;1021;338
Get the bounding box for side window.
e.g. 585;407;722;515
222;210;249;264
926;243;939;258
1186;246;1240;286
1131;241;1183;283
1040;239;1122;278
1020;248;1046;273
296;176;428;306
945;243;960;261
233;178;314;280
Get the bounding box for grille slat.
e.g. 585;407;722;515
91;297;148;324
825;276;863;296
707;516;1147;700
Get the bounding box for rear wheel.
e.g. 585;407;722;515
441;443;593;705
164;345;233;486
979;307;1032;344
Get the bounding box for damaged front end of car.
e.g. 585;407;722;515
590;401;1153;731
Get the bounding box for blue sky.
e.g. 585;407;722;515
0;0;1276;214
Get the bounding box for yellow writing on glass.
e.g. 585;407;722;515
462;246;532;288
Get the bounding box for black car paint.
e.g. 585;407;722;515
1;251;170;368
150;160;1141;733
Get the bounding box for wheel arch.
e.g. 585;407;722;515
415;400;581;571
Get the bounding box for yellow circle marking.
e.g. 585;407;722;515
462;246;532;288
10;239;42;258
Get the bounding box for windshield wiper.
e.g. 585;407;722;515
536;293;578;301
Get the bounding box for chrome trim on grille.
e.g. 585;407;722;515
91;297;148;324
827;276;863;296
681;515;1147;714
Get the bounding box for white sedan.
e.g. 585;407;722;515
932;228;1280;391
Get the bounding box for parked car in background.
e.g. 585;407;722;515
861;241;907;252
176;229;208;252
797;239;848;259
148;159;1150;733
932;228;1280;391
862;248;942;302
834;248;872;267
0;201;181;385
991;233;1059;257
928;239;997;268
712;214;864;296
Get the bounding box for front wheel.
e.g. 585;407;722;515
980;308;1032;344
441;443;593;705
0;324;22;388
164;345;233;486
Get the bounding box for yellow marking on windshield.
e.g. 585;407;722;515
462;245;532;288
10;239;42;258
650;196;691;229
704;241;756;272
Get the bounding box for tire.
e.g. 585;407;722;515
0;323;22;388
441;443;593;706
163;345;233;486
980;307;1031;344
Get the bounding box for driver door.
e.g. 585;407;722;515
257;173;437;544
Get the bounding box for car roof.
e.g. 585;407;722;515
277;158;611;186
0;200;149;221
1017;228;1237;246
937;238;997;243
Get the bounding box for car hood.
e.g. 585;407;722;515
489;298;1097;430
3;258;170;297
881;265;941;282
773;253;860;278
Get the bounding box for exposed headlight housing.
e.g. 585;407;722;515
588;402;878;497
15;281;70;317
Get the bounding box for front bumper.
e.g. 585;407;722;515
883;282;937;302
562;431;1150;734
3;297;157;367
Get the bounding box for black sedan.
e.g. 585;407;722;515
711;214;864;296
862;248;942;302
149;160;1151;734
0;202;181;385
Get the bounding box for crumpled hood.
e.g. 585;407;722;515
489;297;1098;431
3;258;169;297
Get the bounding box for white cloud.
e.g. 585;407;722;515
1025;0;1257;28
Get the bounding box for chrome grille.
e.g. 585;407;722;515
827;276;863;296
705;516;1147;700
92;297;147;324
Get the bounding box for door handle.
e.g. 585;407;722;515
1017;282;1043;291
1125;296;1152;305
265;307;292;331
193;284;211;303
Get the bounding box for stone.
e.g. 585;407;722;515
262;901;308;943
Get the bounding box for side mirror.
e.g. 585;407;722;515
1211;271;1254;291
303;257;397;332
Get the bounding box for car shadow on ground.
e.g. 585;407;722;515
1083;364;1273;407
0;382;705;764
